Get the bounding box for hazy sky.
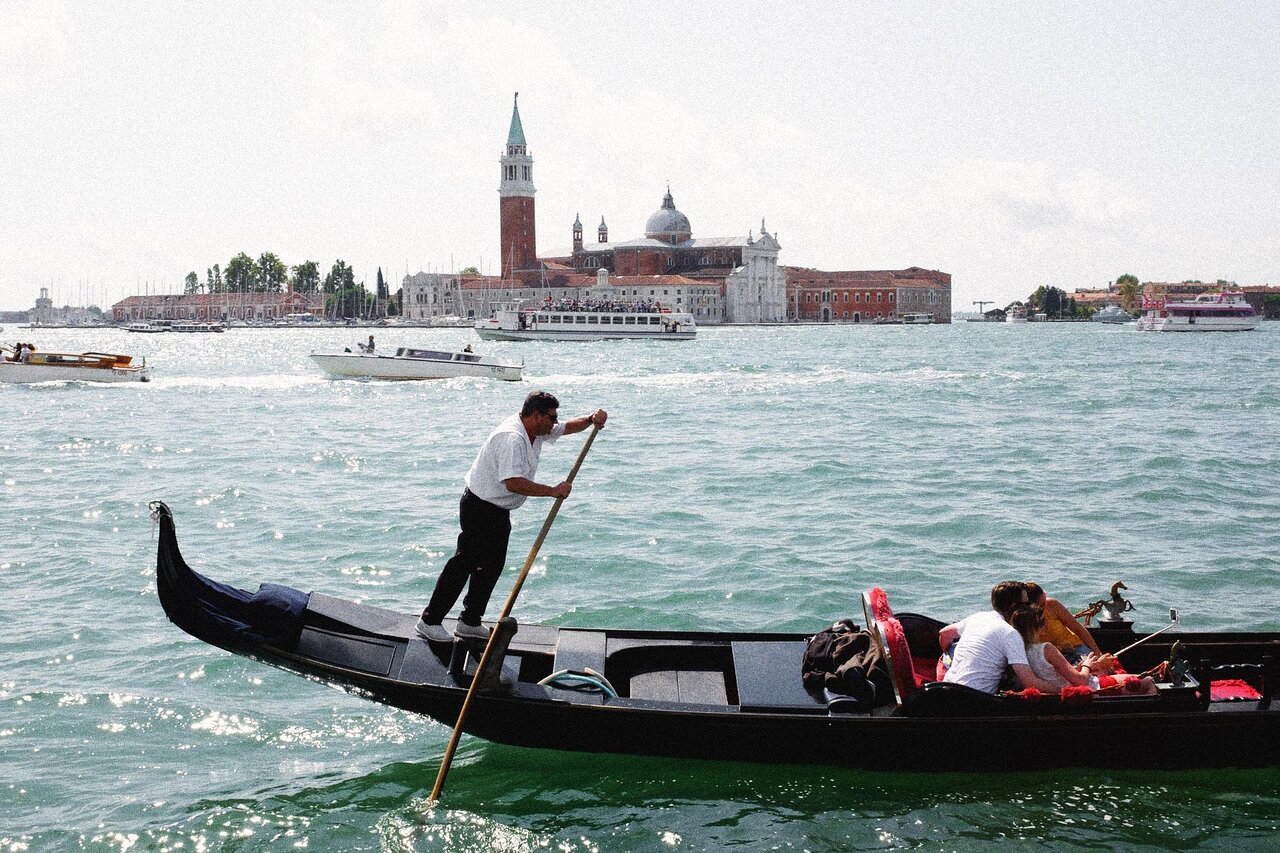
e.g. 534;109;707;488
3;1;1277;312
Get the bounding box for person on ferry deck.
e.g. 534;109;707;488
937;581;1060;694
415;391;607;643
1022;582;1106;666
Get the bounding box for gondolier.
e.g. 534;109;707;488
415;391;607;643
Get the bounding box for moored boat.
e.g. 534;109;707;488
1136;291;1259;332
151;500;1280;771
901;313;934;325
309;346;523;381
1093;304;1134;325
1005;306;1028;323
171;321;226;333
125;322;167;333
1;345;151;383
476;302;695;342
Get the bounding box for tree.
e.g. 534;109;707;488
1116;274;1141;312
207;264;224;293
184;271;200;294
290;260;320;294
225;252;258;293
460;266;480;275
323;259;355;294
257;252;288;293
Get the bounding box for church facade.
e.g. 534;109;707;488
402;97;948;324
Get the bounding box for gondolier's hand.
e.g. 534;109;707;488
588;409;608;428
551;481;572;499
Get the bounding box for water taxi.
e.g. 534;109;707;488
901;313;934;325
1;346;151;383
1093;304;1134;324
1005;307;1028;323
1136;291;1260;332
476;302;696;342
309;346;522;381
125;322;167;333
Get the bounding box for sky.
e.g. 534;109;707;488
2;1;1278;313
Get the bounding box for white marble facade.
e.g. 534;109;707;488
724;226;786;323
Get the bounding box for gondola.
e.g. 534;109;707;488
151;501;1280;771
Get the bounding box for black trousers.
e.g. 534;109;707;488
422;490;512;626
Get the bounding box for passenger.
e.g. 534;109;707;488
366;335;375;353
19;343;33;362
1023;582;1106;666
463;344;473;353
937;581;1060;694
1012;607;1157;695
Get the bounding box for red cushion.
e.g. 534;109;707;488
1211;679;1263;700
878;616;917;700
867;587;893;622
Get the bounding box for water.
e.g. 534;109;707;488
3;323;1279;851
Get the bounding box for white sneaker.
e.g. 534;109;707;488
415;618;452;643
454;621;491;641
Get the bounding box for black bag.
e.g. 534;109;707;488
802;618;891;710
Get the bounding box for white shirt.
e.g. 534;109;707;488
942;610;1029;694
463;413;564;510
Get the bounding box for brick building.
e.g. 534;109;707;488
112;292;322;323
403;95;948;325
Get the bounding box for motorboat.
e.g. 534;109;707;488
1;345;151;383
901;313;934;325
151;500;1280;771
309;346;522;381
1093;304;1134;325
1136;291;1260;332
476;302;695;342
1005;307;1028;324
125;322;167;333
171;322;225;333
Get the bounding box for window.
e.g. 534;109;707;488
889;293;894;302
587;315;599;324
877;293;883;302
624;316;637;325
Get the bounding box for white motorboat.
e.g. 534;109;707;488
1135;291;1259;332
125;322;167;333
171;322;225;333
476;303;696;342
1;345;151;383
901;312;934;325
309;346;523;381
1005;307;1028;323
1093;304;1134;324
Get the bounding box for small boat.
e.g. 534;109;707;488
1136;291;1260;332
171;322;225;333
309;346;523;381
476;302;696;342
1093;304;1134;325
1;345;151;383
151;500;1280;771
1005;307;1028;324
901;313;934;325
125;322;167;333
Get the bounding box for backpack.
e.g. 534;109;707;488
801;619;891;708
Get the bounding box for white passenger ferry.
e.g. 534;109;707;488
1135;291;1259;332
901;312;934;325
476;302;696;342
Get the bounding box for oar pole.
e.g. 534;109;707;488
428;424;601;805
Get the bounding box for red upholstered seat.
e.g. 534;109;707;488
1211;679;1263;700
866;587;893;623
877;615;919;704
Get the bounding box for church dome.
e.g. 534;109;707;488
644;189;692;243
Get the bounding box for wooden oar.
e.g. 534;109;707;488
428;423;602;804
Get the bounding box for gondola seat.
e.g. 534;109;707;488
733;640;826;712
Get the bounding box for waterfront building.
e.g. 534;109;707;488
111;292;322;323
785;267;952;323
401;95;950;324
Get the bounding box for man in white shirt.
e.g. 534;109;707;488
939;581;1060;694
416;391;607;642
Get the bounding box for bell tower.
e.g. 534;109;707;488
499;92;537;282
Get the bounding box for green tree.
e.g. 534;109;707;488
225;252;258;293
290;260;320;294
207;264;223;293
460;266;480;275
1116;274;1141;313
184;271;200;294
323;260;355;294
257;252;288;293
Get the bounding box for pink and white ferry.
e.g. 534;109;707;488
1135;291;1260;333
